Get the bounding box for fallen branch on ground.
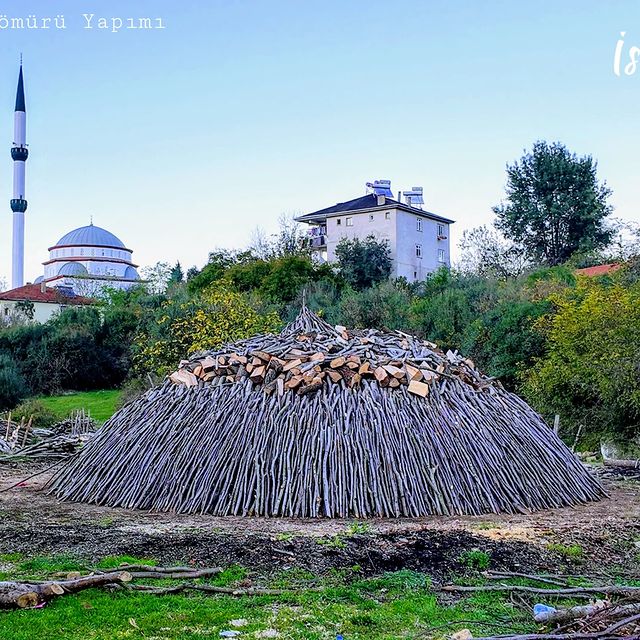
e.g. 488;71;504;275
442;585;640;598
0;571;131;609
485;571;570;587
126;583;294;596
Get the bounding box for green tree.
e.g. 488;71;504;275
168;261;184;285
187;250;246;294
334;235;392;290
493;141;614;266
464;300;550;389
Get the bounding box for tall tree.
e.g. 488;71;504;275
334;235;392;290
493;141;613;266
168;261;184;285
458;225;531;279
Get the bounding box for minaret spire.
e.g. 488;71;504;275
10;60;28;289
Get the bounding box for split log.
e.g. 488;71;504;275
405;364;422;381
407;380;429;397
373;367;388;383
358;362;371;375
283;359;302;372
383;365;404;379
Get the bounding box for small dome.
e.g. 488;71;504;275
124;266;140;280
33;275;44;284
58;262;89;277
55;225;126;249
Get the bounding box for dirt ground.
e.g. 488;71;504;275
0;462;638;580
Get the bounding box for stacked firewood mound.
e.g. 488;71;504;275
49;307;604;517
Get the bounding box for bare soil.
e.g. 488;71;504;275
1;462;638;580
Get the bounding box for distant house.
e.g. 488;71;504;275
296;181;454;281
0;283;93;324
575;263;621;277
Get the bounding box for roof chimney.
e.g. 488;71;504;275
40;281;46;293
376;194;385;206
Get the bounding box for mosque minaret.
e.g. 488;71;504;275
10;63;28;289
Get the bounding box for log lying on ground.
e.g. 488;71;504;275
48;306;605;518
0;572;131;609
603;459;640;470
534;601;640;625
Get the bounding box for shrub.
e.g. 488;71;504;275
523;278;640;441
339;281;411;330
9;398;58;429
133;285;282;376
0;354;29;411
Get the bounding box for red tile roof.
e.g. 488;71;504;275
0;283;93;304
575;263;621;277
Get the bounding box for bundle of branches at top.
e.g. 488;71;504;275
0;410;96;460
170;306;500;398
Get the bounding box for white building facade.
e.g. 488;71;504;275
297;186;453;281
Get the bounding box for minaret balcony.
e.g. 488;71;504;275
11;146;28;161
10;198;28;213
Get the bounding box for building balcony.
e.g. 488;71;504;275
310;235;327;249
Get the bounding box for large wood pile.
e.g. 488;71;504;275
48;307;605;518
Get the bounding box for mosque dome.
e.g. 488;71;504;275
53;224;127;249
57;262;89;277
124;266;140;280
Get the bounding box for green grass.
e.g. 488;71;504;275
458;549;491;571
547;543;584;560
0;556;538;640
37;390;121;423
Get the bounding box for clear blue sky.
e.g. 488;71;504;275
1;0;639;284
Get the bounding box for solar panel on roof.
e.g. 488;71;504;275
366;179;393;198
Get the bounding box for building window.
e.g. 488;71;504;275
413;271;417;279
385;212;390;220
437;223;446;237
417;218;423;232
416;244;422;258
346;217;353;227
336;218;341;226
369;214;374;221
438;249;445;263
